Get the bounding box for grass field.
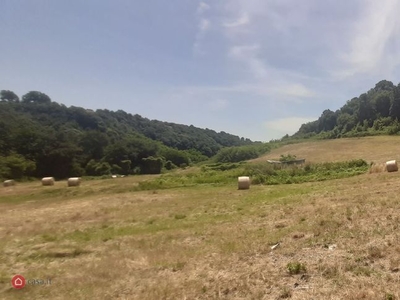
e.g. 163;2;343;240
1;136;400;299
251;135;400;164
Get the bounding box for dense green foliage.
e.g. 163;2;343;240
213;144;272;163
245;159;368;185
0;90;256;180
293;80;400;139
279;154;297;162
137;159;369;190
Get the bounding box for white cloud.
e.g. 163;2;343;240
198;18;210;31
170;81;316;104
197;2;210;15
335;0;400;79
278;83;316;98
228;44;259;58
193;18;211;55
193;2;212;55
264;117;317;135
223;13;250;28
227;44;316;99
228;44;267;79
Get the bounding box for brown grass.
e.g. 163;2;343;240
1;137;400;299
252;136;400;164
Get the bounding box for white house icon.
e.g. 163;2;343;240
14;278;23;286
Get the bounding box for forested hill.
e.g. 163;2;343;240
292;80;400;139
0;90;255;180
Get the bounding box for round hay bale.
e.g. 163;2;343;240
238;176;250;190
386;160;398;172
3;180;15;187
67;177;81;187
42;177;55;186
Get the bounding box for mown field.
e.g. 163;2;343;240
252;135;400;164
1;136;400;299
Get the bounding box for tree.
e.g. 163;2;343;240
337;113;356;133
22;91;51;104
296;120;318;135
141;156;163;174
85;159;111;176
119;160;131;175
357;93;375;124
159;147;190;166
390;85;400;120
374;93;391;118
79;131;109;161
0;90;19;102
0;153;36;179
341;97;359;115
317;110;337;132
374;80;395;93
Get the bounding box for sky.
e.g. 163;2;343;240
2;0;400;142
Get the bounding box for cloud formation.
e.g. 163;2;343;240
193;2;211;55
264;117;317;136
334;0;400;79
223;13;250;28
4;0;400;142
196;2;210;15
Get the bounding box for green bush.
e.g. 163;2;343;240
136;159;369;190
279;154;297;162
213;144;271;163
141;156;163;174
159;148;190;167
0;153;36;180
164;160;177;170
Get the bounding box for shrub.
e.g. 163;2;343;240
213;144;271;163
159;148;190;167
141;156;163;174
0;153;36;179
279;154;297;162
164;160;177;170
201;162;242;171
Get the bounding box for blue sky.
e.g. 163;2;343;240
2;0;400;142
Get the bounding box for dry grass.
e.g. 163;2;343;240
252;136;400;164
1;137;400;299
369;162;386;174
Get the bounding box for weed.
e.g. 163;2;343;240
174;214;186;220
287;262;306;275
386;293;395;300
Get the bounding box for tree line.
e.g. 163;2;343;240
0;90;256;180
293;80;400;139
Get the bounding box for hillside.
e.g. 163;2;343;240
2;154;400;299
0;90;256;180
251;135;400;164
292;80;400;139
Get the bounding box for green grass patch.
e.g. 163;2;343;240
137;159;369;190
287;261;307;274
